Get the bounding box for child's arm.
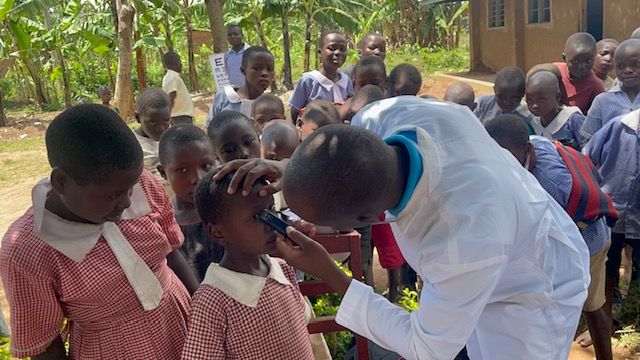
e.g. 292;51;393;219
180;290;227;359
289;76;311;123
168;91;177;110
31;337;69;360
167;250;199;295
581;95;604;141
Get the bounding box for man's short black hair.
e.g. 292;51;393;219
388;63;422;96
241;46;273;69
484;114;530;151
163;51;181;68
564;32;597;54
135;87;171;116
227;24;242;32
158;124;211;165
283;125;392;218
495;66;526;96
207;111;256;147
46;104;143;185
353;56;387;80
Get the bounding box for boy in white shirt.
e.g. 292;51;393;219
162;52;194;125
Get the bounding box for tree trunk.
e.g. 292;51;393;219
0;89;6;127
43;9;71;108
114;0;135;120
250;11;268;48
183;0;198;91
109;0;119;34
106;57;115;90
134;30;146;90
281;13;293;90
163;15;174;52
303;7;312;72
205;0;227;53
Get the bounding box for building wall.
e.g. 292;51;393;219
603;0;640;41
521;0;583;70
473;0;517;72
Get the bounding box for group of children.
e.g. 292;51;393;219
2;21;639;359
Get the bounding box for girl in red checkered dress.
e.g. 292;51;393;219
0;105;193;359
182;171;314;359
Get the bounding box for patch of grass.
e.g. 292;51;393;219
0;137;45;153
0;150;50;187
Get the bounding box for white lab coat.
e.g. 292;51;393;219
337;97;590;360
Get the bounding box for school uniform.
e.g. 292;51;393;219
529;136;612;312
289;70;353;113
0;171;191;359
205;85;253;128
180;256;314;360
585;109;640;282
178;222;224;282
162;69;194;124
581;87;640;142
346;96;589;360
554;62;604;115
603;76;616;92
473;95;536;134
224;43;251;88
531;105;588;148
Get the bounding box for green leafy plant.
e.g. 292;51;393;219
398;287;420;312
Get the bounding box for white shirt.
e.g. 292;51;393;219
342;97;589;360
162;69;194;117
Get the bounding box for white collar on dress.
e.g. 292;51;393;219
305;70;350;103
32;178;151;262
201;255;291;308
620;109;640;132
223;85;242;103
533;105;581;139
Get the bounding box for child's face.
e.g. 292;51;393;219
162;141;215;204
297;119;318;141
261;140;296;161
99;90;111;104
615;46;640;89
319;33;347;70
564;46;595;79
214;121;261;163
242;53;275;93
211;188;279;255
253;104;284;133
594;42;618;76
360;36;386;61
355;69;387;92
54;165;142;224
137;106;171;141
526;84;560;118
494;83;523;113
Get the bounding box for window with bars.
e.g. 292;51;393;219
488;0;505;28
528;0;551;24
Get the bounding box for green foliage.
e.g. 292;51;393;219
398;287;420;312
0;338;10;360
618;283;640;330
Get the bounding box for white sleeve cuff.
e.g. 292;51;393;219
336;279;371;328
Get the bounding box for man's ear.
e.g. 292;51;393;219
562;53;566;62
157;164;167;180
207;223;227;247
50;167;70;195
134;112;141;124
240;65;246;76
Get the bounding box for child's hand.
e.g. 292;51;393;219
276;227;351;296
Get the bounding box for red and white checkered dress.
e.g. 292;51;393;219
181;258;314;359
0;171;191;359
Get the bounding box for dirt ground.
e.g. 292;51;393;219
0;74;636;359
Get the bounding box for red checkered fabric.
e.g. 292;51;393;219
181;259;314;359
0;171;191;359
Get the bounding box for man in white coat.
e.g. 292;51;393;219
216;96;590;360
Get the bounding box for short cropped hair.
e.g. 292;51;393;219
301;100;341;127
358;33;385;49
158;124;210;165
163;51;181;68
484;114;529;151
97;85;110;95
565;32;597;54
251;94;285;117
283;125;391;217
352;84;385;106
241;46;273;69
444;81;475;108
46;104;143;184
207;111;256;146
317;30;344;50
495;66;526;95
388;63;422;96
353;56;387;80
135;88;171;116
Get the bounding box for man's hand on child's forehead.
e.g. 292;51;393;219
214;158;287;196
